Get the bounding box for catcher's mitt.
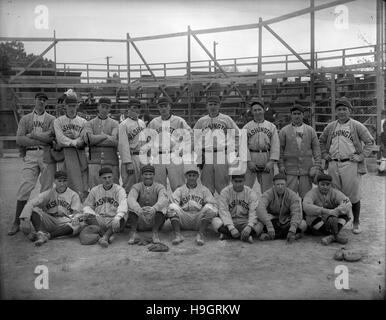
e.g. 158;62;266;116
136;237;153;246
148;242;169;252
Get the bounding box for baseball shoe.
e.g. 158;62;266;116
98;237;109;248
219;233;231;240
8;223;20;236
321;234;335;246
34;231;50;246
259;233;271;241
335;234;348;244
108;235;115;244
352;223;362;234
127;232;137;245
196;233;205;246
152;232;161;244
247;235;253;244
172;233;184;245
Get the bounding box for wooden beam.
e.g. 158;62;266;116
264;24;311;70
126;33;131;97
331;73;336;121
10;40;58;82
258;17;263;99
376;0;385;138
310;0;316;129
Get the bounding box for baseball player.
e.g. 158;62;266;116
147;96;192;192
118;98;147;193
303;173;352;245
211;169;260;243
84;97;119;189
53;95;89;201
243;99;280;194
278;104;322;198
18;171;82;246
319;98;374;234
81;167;128;248
8;92;56;236
127;164;169;244
193;95;240;194
256;173;307;242
167;164;218;246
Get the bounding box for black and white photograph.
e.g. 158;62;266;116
0;0;385;304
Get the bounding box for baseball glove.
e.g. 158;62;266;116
333;248;362;262
79;225;103;245
148;242;169;252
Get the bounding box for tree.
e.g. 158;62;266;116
0;41;55;78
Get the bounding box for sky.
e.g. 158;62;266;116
0;0;379;75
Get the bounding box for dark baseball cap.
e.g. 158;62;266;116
54;171;67;180
99;97;111;106
157;96;172;105
250;98;265;109
273;173;287;181
336;97;353;110
317;173;332;183
141;164;155;174
35;92;48;100
99;167;113;176
64;96;78;105
207;95;221;104
290;104;305;113
128;98;141;107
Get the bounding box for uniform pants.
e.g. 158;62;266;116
286;174;312;199
17;150;55;201
328;161;361;203
121;155;143;193
201;151;229;195
245;152;274;193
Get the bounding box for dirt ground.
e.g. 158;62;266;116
0;157;385;300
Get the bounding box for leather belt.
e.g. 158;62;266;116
132;151;140;155
159;150;172;154
26;146;43;151
204;148;227;153
331;158;350;162
249;148;270;153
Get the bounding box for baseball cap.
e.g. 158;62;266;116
54;171;67;180
184;164;199;175
99;97;111;106
250;98;265;109
273;173;287;181
316;173;332;183
128;98;141;107
229;166;246;179
141;164;155;174
35;92;48;101
290;104;305;113
157;96;172;105
207;95;221;104
99;167;113;176
336;97;353;110
64;96;78;105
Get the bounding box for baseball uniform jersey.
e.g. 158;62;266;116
118;116;147;192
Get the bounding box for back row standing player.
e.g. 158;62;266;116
319;98;374;234
8;93;56;236
84;97;119;189
148;96;192;192
194;95;239;195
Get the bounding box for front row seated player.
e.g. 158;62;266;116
80;167;128;248
19;171;83;246
256;173;307;243
212;169;261;243
126;164;169;245
167;164;218;246
303;173;352;245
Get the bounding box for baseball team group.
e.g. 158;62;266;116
7;91;375;249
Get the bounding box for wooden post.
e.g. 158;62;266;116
126;33;131;98
164;63;167;79
310;0;316;129
187;26;192;124
342;49;346;67
376;0;385;139
86;64;89;84
258;17;262;99
285;55;288;73
331;72;336;121
234;59;237;72
53;30;57;95
209;60;212;73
